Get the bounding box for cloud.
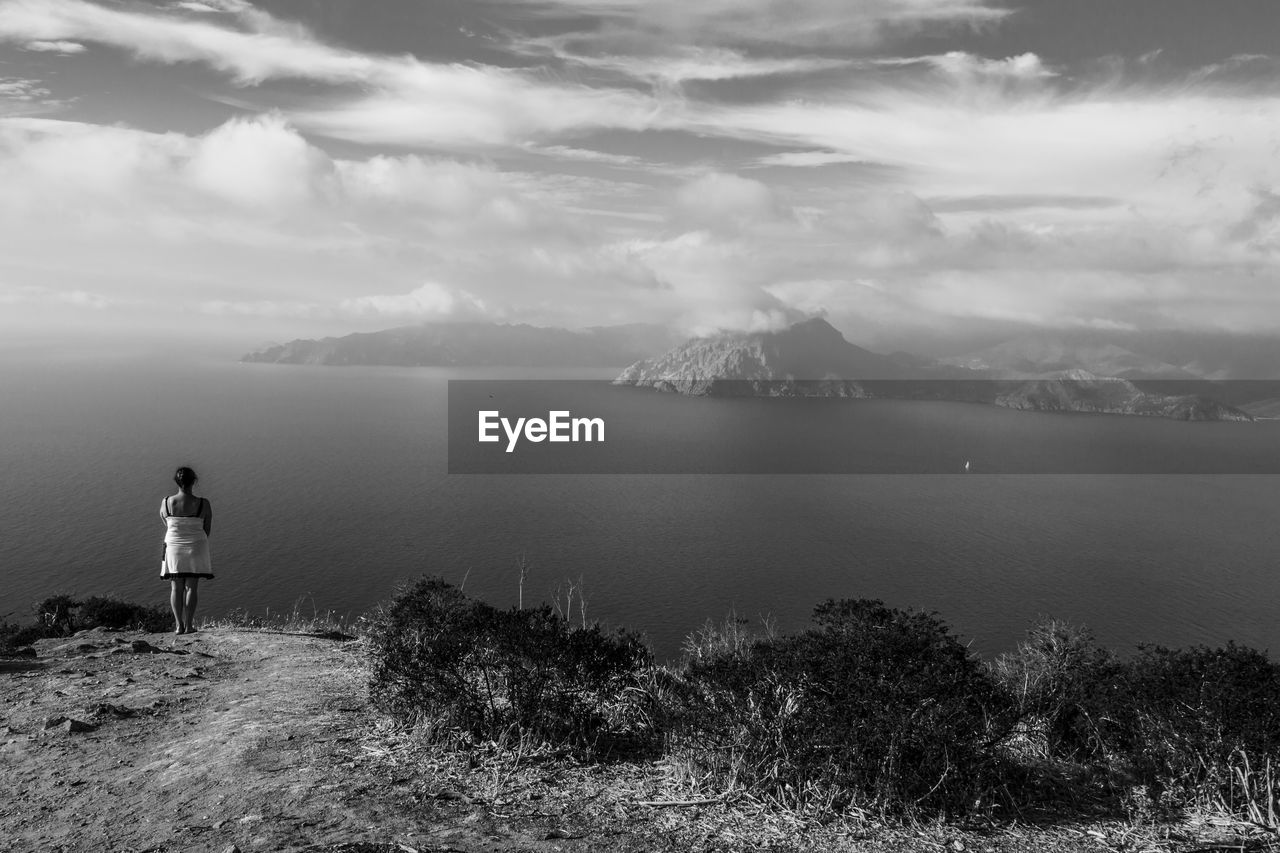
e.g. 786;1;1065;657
339;281;490;321
0;0;659;149
489;0;1010;49
185;113;326;207
0;77;52;101
517;39;854;84
673;171;787;232
0;284;111;309
21;39;85;53
753;151;868;168
924;51;1055;80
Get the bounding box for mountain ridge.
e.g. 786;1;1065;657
241;322;681;368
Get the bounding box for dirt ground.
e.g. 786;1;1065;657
2;628;1276;853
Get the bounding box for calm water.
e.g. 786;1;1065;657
3;355;1279;660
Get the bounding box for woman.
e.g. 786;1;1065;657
160;466;214;635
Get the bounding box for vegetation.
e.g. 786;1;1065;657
8;578;1279;840
362;577;651;758
364;576;1280;831
201;596;355;638
1;594;170;652
0;593;352;654
660;600;1008;814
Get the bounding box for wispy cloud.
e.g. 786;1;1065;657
516;39;854;84
0;0;658;149
21;39;85;53
0;77;50;101
486;0;1010;48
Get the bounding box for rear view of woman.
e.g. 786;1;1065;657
160;466;213;634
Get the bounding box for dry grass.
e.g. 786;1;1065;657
201;595;356;638
345;713;1280;852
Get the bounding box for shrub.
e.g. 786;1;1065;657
36;594;80;635
665;599;1009;814
1110;643;1280;807
0;621;52;653
78;596;171;632
990;619;1119;762
2;594;171;653
363;577;653;757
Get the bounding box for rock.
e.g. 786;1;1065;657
45;717;95;734
545;828;583;840
130;640;156;653
13;646;36;659
221;845;242;853
89;703;136;719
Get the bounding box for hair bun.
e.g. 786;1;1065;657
174;466;199;489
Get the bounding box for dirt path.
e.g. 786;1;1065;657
0;628;447;853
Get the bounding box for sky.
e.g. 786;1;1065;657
1;0;1279;354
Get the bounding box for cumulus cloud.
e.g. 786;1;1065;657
673;172;787;233
186;114;326;207
3;2;1280;342
924;51;1055;80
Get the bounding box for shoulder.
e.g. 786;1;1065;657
200;497;213;515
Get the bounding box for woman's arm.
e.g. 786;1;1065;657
202;500;213;537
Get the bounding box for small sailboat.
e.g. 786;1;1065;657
964;460;971;472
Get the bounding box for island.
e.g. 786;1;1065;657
614;318;1255;421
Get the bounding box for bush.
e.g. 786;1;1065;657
990;619;1120;762
0;621;52;653
1;595;172;654
78;596;171;632
36;594;80;635
665;599;1009;814
363;577;653;757
1110;643;1280;807
993;623;1280;813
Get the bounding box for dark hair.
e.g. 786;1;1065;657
174;467;198;490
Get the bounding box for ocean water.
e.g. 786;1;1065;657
3;354;1280;660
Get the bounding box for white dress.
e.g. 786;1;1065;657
160;498;213;579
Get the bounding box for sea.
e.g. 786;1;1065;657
3;353;1280;661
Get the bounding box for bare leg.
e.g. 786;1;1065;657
169;578;187;634
183;578;199;634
